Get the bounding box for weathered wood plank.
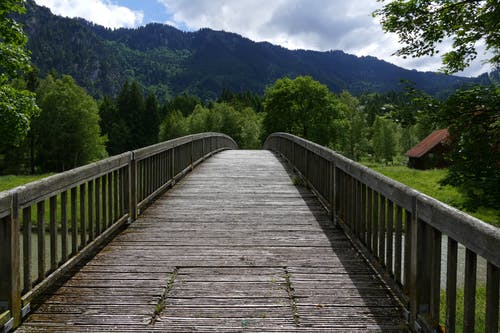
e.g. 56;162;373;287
18;150;406;332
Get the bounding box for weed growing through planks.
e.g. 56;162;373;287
283;268;300;326
291;175;307;188
149;268;178;325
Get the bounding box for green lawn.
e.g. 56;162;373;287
0;174;54;192
362;163;499;227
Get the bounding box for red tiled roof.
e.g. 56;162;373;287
405;128;450;158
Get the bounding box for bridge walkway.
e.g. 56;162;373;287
16;150;407;332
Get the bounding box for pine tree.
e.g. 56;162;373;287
144;93;160;145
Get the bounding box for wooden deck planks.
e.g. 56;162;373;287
16;150;407;332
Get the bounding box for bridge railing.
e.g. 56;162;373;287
0;133;237;332
265;132;499;333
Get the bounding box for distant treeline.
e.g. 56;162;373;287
2;73;497;210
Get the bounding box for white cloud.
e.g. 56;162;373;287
158;0;490;77
35;0;144;29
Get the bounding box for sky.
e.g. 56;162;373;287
33;0;493;77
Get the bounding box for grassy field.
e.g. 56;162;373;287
0;174;54;192
439;286;498;333
362;163;499;227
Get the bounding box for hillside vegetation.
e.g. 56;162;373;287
18;0;497;100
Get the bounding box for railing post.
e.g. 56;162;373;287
329;160;336;225
129;152;137;222
409;196;418;329
305;146;309;179
0;192;21;329
190;138;194;170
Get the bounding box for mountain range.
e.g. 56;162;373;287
19;0;495;100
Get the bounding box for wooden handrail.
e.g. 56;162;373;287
265;132;500;333
0;133;237;332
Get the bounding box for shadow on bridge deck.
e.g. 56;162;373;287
16;150;408;332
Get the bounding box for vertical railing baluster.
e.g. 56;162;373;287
408;198;417;326
404;208;412;293
37;201;45;281
130;153;137;223
366;187;372;251
485;262;499;333
61;191;68;263
372;192;379;257
49;196;57;272
394;205;402;284
430;227;442;328
378;195;386;263
70;187;77;255
107;172;113;228
95;178;101;236
79;183;86;248
463;249;477;333
87;181;94;242
446;237;457;333
386;200;394;275
22;206;32;293
360;183;366;245
102;172;107;230
113;170;119;221
1;192;21;326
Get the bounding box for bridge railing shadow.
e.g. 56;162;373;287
0;133;237;332
264;132;499;333
273;154;406;330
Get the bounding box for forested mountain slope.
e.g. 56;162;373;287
20;0;493;99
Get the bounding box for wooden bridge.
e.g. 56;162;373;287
1;133;499;332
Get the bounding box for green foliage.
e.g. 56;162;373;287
263;76;344;147
366;163;499;226
117;80;146;150
144;93;160;145
218;89;263;113
239;107;264;149
158;110;188;141
374;0;500;73
0;0;39;150
158;101;262;149
371;116;398;163
162;93;202;117
19;1;488;102
337;91;369;160
439;85;500;209
34;74;106;171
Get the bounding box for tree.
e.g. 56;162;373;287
0;0;39;150
188;104;222;134
99;95;130;156
162;93;202;117
239;107;264;149
263;76;343;146
337;91;369;161
116;80;145;150
372;116;398;163
159;110;188;141
374;0;500;73
144;93;160;145
440;85;500;209
34;74;106;172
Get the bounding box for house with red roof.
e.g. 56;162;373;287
405;128;451;169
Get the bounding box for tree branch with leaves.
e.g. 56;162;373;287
0;0;39;150
374;0;500;73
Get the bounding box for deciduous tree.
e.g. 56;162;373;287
0;0;39;150
263;76;343;146
34;74;106;171
440;85;500;208
374;0;500;73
